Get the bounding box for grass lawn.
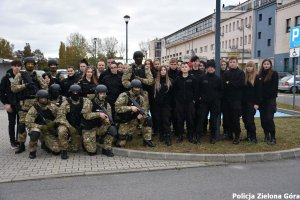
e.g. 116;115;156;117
125;117;300;154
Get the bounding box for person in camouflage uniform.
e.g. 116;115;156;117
48;59;64;85
122;51;153;89
11;57;48;154
115;79;155;148
55;84;89;159
25;90;60;159
48;84;65;107
81;85;117;157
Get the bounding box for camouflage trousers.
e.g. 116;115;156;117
57;125;81;152
28;127;60;153
17;99;37;143
82;123;114;153
117;119;152;147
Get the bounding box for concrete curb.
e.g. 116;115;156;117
112;148;300;163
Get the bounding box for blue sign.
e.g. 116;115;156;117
290;26;300;48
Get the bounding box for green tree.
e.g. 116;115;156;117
32;49;47;70
0;37;14;59
58;42;67;68
23;43;32;57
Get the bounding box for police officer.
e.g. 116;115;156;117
25;90;60;159
115;79;155;147
0;60;22;149
81;85;117;157
196;59;222;144
56;85;89;159
48;59;64;85
122;51;153;90
11;57;48;154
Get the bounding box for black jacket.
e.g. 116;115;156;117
174;74;197;104
242;75;262;105
60;75;79;97
168;69;180;81
0;69;17;105
259;70;279;101
222;68;245;102
153;77;174;105
78;79;97;97
102;73;126;104
198;72;222;103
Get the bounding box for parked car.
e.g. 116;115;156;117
57;69;68;78
20;69;45;77
277;71;292;80
278;75;300;93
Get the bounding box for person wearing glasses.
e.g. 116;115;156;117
0;60;22;149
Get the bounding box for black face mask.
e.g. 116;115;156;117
50;91;60;99
70;93;80;101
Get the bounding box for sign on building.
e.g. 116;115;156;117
290;26;300;48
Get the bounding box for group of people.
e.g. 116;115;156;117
0;51;279;160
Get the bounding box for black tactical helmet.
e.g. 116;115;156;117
131;79;142;88
23;57;36;65
95;84;108;93
35;89;49;98
48;59;58;66
133;51;144;59
49;84;61;92
68;84;81;93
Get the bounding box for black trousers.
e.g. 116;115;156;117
150;99;159;134
196;100;220;139
175;101;195;139
242;102;257;140
7;105;19;144
220;99;229;133
153;103;172;137
259;98;276;133
223;99;242;137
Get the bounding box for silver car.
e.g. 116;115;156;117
278;75;300;93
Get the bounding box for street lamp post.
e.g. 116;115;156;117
124;15;130;64
93;38;97;66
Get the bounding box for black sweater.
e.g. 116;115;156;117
259;70;278;101
153;77;174;105
198;72;222;103
242;75;262;105
222;67;245;101
102;73;126;104
174;74;197;104
0;69;17;105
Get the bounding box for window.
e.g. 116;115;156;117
267;39;271;46
187;50;189;54
210;44;214;51
257;50;261;57
225;41;227;49
236;38;239;47
248;34;251;44
295;16;300;26
229;39;231;48
268;17;272;25
222;41;224;49
249;16;252;26
226;25;228;33
229;23;231;32
195;48;197;53
233;22;235;31
179;52;182;55
258;32;261;39
204;46;208;52
237;21;239;28
233;39;235;47
240;37;243;46
259;14;262;21
245;36;247;45
245;17;248;26
286;18;291;33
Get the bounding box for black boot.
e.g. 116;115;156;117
87;151;97;156
233;132;240;145
15;142;25;154
61;150;69;160
195;134;201;144
143;140;155;147
159;133;164;142
264;131;270;142
165;135;172;146
176;135;183;143
102;149;114;157
268;131;276;145
29;151;36;159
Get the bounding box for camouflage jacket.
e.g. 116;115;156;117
11;71;47;94
115;90;149;114
82;97;112;123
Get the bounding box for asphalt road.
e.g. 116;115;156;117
1;159;299;200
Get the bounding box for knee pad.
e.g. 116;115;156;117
29;131;40;141
107;126;118;137
18;123;26;133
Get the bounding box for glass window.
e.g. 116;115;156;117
248;34;251;44
259;14;262;21
295;16;300;26
257;50;261;57
236;38;239;47
233;22;235;31
268;39;271;46
226;25;228;33
258;32;261;39
245;36;247;45
286;18;291;33
268;17;272;25
229;23;231;32
240;37;243;46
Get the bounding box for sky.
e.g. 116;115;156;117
0;0;246;59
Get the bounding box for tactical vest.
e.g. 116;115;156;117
81;100;107;130
18;71;41;100
33;103;55;125
115;92;141;123
130;64;146;81
66;98;83;128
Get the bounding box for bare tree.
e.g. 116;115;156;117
139;40;150;59
103;37;118;58
118;42;125;58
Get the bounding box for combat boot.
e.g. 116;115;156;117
165;135;172;146
143;140;155;147
264;131;270;142
87;151;97;156
29;151;36;159
268;131;276;145
61;150;69;160
15;142;25;154
102;149;114;157
233;132;240;145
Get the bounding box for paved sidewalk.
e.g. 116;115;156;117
0;111;219;183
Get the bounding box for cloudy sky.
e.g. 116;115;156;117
0;0;246;59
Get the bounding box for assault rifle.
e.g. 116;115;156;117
127;95;152;127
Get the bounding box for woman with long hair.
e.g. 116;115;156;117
258;59;278;145
242;61;262;144
78;66;98;99
153;66;174;145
